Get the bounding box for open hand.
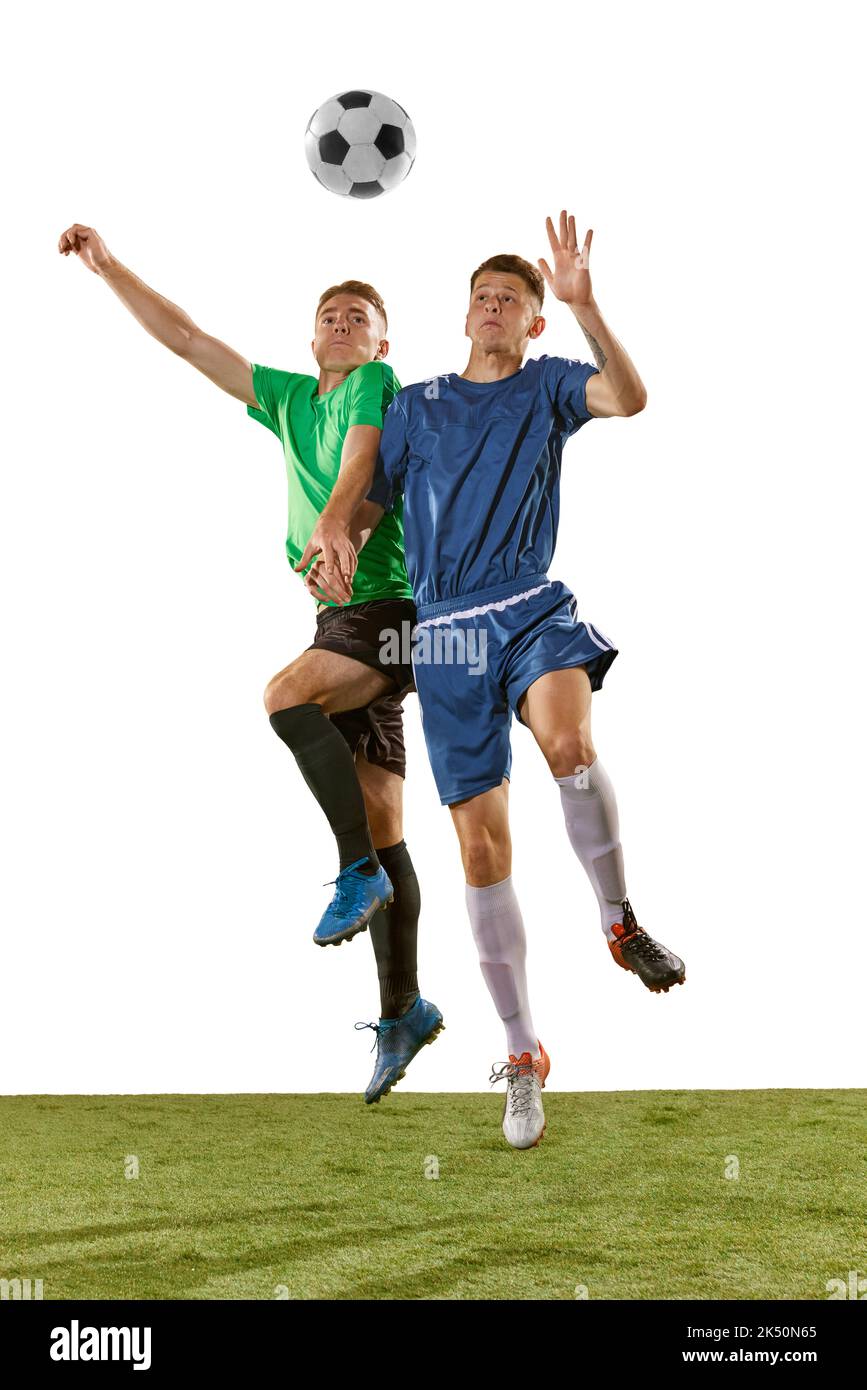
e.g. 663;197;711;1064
538;212;594;308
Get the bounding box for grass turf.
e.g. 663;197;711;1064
0;1090;863;1300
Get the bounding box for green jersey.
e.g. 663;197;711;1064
247;359;413;607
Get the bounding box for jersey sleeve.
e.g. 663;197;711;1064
346;360;401;429
541;356;600;438
246;363;295;438
367;394;409;513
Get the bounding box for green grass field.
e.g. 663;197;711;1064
0;1090;863;1300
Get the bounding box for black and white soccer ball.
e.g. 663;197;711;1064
305;90;416;199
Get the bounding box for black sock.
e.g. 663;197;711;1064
269;703;379;873
369;840;420;1020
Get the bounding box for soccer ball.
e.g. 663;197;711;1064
305;90;416;199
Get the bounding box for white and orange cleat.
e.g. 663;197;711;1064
489;1042;551;1150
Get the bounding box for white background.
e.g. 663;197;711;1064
2;0;863;1094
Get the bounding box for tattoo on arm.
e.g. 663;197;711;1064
581;328;607;371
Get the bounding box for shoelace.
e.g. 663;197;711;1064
620;899;668;962
489;1060;537;1117
626;933;668;962
355;1018;401;1053
322;858;376;915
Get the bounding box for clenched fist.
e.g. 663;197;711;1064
58;224;112;274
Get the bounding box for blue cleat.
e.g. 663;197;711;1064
313;857;393;947
356;995;445;1104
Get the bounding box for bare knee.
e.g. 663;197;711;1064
263;674;305;717
541;732;596;779
459;829;511;887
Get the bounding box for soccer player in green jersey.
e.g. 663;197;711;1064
58;223;443;1103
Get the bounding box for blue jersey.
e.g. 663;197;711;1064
367;355;599;609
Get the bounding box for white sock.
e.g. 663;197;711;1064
555;759;627;941
465;877;539;1060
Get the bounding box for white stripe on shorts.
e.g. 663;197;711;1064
413;581;552;633
585;620;615;651
569;598;615;651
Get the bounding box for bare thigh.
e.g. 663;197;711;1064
518;666;596;777
263;647;393;717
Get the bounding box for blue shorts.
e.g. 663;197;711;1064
411;572;618;806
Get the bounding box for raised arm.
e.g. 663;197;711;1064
58;223;259;407
538;212;647;418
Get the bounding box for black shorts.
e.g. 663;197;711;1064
308;597;417;779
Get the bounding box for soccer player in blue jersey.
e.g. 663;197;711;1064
305;211;685;1149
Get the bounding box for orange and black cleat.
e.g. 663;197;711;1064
608;899;685;993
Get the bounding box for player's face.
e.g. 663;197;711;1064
465;274;543;354
312;295;387;373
